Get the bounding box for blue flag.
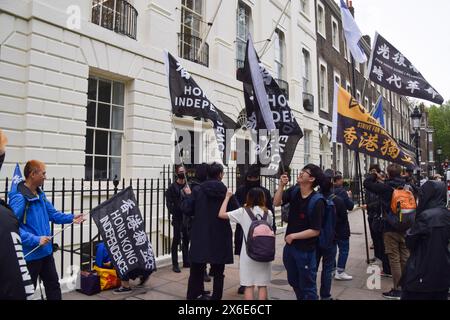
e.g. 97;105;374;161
340;0;367;64
10;163;23;193
372;96;385;128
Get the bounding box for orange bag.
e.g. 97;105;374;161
93;265;121;291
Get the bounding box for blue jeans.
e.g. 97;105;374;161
336;239;350;271
316;245;338;299
283;245;318;300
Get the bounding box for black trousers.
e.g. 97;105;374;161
187;263;225;300
401;290;448;300
368;217;391;274
171;215;189;267
27;255;61;300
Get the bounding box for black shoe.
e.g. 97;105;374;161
172;265;181;273
382;289;401;300
237;285;245;294
113;286;132;295
195;294;211;300
137;275;149;287
203;273;211;282
202;290;211;295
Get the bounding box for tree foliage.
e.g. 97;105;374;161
428;101;450;161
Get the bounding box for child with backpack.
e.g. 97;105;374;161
273;164;326;300
218;187;274;300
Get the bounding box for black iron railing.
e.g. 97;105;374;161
178;33;209;67
275;78;289;100
91;0;138;40
1;165;297;279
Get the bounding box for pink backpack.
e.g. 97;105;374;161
243;208;275;262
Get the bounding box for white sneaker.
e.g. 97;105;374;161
334;271;353;281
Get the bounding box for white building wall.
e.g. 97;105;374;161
0;0;319;179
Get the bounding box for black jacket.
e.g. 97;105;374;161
401;181;450;293
0;199;34;299
363;175;409;233
165;181;186;219
331;193;351;240
334;187;354;211
182;179;239;264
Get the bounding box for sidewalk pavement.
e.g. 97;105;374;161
64;208;394;300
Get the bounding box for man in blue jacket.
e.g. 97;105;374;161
9;160;83;300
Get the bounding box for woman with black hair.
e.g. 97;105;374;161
219;187;274;300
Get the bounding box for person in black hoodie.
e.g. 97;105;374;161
363;163;412;300
233;165;275;295
315;169;342;300
165;165;189;273
183;162;239;300
401;181;450;300
181;163;211;284
332;172;354;281
0;130;34;299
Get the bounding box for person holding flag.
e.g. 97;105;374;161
8;159;84;300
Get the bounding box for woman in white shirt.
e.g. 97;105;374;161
219;187;273;300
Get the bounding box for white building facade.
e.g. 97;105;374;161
0;0;320;180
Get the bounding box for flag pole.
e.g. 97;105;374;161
24;213;87;259
350;55;371;265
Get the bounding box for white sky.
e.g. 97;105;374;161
337;0;450;105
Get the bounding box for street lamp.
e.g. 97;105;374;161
411;106;423;185
437;145;443;175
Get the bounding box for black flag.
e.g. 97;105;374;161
239;35;303;176
164;51;236;165
91;187;156;280
368;33;444;105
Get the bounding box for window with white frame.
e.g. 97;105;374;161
274;29;285;80
428;133;433;142
319;63;328;112
356;90;361;104
317;2;325;38
304;130;311;165
334;71;341;86
236;1;251;69
300;0;310;16
302;48;311;93
86;77;124;180
331;17;339;52
346;81;351;94
343;38;349;61
181;0;202;38
364;97;369;111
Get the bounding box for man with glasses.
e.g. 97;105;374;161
9;159;84;300
274;164;325;300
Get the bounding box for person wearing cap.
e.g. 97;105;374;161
165;165;189;273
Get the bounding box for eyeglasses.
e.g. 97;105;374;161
300;170;312;177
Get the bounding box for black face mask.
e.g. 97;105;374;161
177;173;185;180
245;179;260;188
